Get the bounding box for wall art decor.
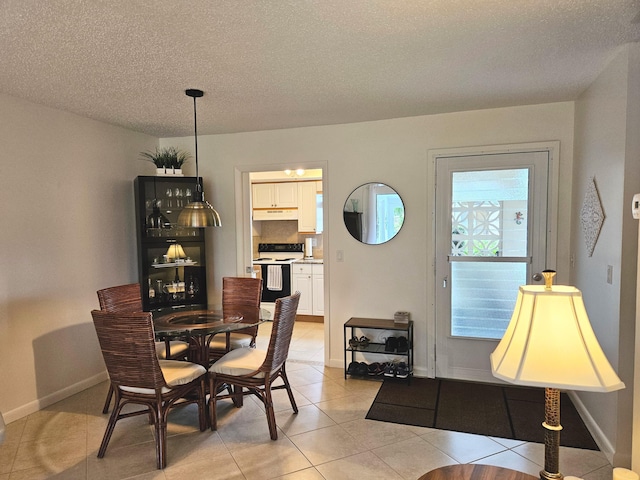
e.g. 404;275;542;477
580;176;605;257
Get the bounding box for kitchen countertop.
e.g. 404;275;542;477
294;258;324;264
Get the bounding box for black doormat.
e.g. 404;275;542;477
366;378;598;450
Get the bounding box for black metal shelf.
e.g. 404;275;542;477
344;317;413;383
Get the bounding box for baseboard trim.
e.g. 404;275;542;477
568;391;615;464
4;371;108;424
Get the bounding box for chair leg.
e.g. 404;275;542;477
263;384;278;440
198;378;207;431
102;384;114;414
233;384;244;407
98;395;123;458
154;402;167;469
209;376;218;431
280;366;298;413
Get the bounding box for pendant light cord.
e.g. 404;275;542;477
192;94;202;200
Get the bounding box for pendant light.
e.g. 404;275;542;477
177;89;222;227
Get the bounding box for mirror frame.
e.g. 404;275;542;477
343;182;405;244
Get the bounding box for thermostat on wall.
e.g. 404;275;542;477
633;193;640;219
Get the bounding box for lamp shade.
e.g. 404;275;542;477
490;284;625;392
165;244;186;259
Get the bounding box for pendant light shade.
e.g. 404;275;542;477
178;200;221;227
177;88;221;228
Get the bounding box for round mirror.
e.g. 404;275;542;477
343;182;405;244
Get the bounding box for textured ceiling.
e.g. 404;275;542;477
1;1;639;138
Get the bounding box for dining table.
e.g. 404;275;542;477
153;305;267;367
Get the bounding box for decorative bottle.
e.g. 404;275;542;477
148;278;155;300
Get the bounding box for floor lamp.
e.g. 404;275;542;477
491;270;625;480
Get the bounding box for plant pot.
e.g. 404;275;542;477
156;167;166;176
173;168;183;176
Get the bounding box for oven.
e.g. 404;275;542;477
253;243;304;303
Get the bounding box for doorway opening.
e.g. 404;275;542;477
235;165;327;366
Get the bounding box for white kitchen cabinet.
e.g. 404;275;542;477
292;264;313;314
297;181;317;233
252;182;298;209
311;264;324;315
292;263;324;316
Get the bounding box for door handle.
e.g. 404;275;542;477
532;272;543;282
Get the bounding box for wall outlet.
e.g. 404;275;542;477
336;250;344;262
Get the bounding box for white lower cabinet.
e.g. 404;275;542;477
311;264;324;315
292;263;324;316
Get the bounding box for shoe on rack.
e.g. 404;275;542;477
368;362;382;376
383;362;396;377
356;362;369;376
349;336;359;349
358;336;370;349
396;362;410;379
397;336;408;353
378;362;389;375
347;361;359;375
384;336;398;353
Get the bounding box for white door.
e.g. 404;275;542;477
434;150;551;382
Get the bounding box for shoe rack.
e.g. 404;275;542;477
343;317;413;383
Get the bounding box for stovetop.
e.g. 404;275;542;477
253;258;300;264
254;243;304;264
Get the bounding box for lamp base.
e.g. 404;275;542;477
540;387;563;480
540;470;563;480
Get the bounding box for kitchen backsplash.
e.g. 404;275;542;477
252;220;323;259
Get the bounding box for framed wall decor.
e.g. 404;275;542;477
580;176;605;257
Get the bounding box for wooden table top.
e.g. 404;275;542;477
418;464;538;480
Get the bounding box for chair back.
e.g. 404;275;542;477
222;277;262;308
261;292;300;374
222;276;263;331
91;309;166;390
97;283;142;313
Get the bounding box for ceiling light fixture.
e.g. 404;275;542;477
284;169;305;177
177;89;221;228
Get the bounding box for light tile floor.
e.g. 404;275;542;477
0;321;613;479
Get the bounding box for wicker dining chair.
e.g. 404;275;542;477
97;283;190;413
208;292;300;440
208;277;263;360
91;309;207;470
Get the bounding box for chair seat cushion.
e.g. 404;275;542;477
208;333;253;351
156;340;189;359
120;360;205;394
209;347;267;378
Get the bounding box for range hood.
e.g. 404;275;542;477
253;208;298;221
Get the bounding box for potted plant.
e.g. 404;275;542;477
140;147;191;176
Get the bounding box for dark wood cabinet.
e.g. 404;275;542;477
134;176;207;312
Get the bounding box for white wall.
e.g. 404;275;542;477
0;93;157;421
572;43;640;467
164;102;575;380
